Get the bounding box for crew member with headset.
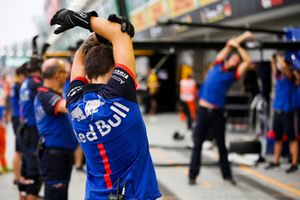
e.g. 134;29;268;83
19;58;43;200
189;32;253;185
34;58;77;200
266;53;298;173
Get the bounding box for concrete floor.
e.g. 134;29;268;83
1;113;300;200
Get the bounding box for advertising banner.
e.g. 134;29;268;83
148;0;168;26
168;0;197;17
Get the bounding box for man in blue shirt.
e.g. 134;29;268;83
265;54;298;173
294;69;300;166
189;32;253;185
19;59;43;199
51;9;161;200
34;58;77;200
11;64;27;187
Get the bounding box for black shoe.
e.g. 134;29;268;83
285;165;298;173
76;166;86;172
224;177;237;186
13;179;19;186
265;162;280;170
257;156;266;163
189;178;196;185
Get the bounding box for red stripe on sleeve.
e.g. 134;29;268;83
54;99;64;115
214;60;224;65
37;87;49;92
234;71;240;80
73;77;88;84
115;63;137;88
97;143;113;189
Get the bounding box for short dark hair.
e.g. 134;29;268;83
27;57;42;73
84;44;114;80
16;62;28;76
42;65;61;79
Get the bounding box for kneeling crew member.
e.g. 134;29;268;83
189;32;253;185
34;58;77;200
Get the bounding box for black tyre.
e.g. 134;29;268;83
229;140;261;154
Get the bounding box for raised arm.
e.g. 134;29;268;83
71;34;100;81
235;45;252;78
50;9;135;80
215;41;233;61
270;55;277;78
90;17;136;75
235;31;255;45
225;38;251;78
276;54;293;80
216;31;254;62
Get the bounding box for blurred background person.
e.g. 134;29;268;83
189;32;253;185
19;59;43;200
266;53;298;173
10;63;27;184
147;68;160;122
0;75;9;173
35;58;77;200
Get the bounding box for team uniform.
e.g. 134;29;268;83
10;83;22;152
34;87;77;200
19;76;43;195
295;86;300;137
189;60;238;181
273;73;295;141
66;64;161;200
63;78;70;98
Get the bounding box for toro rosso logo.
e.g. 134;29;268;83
84;99;105;117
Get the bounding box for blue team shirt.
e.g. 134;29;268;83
66;64;161;200
295;86;300;109
273;74;295;111
63;78;70;99
200;60;237;108
0;106;3;121
34;87;77;150
11;83;21;117
19;76;42;127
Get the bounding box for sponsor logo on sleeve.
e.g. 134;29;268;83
67;85;83;98
111;75;125;85
113;69;129;79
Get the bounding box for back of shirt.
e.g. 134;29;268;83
294;85;300;109
200;60;237;108
19;76;42;127
34;87;77;151
273;74;295;111
11;83;21;118
66;64;161;200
